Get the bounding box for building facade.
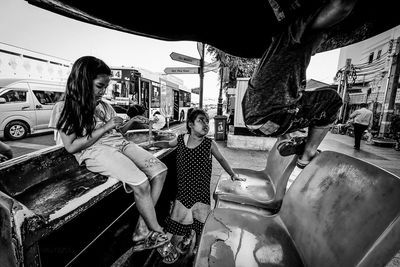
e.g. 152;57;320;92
337;25;400;133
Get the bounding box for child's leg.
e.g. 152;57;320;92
192;202;211;247
167;200;193;239
122;142;168;239
80;144;165;240
131;180;163;234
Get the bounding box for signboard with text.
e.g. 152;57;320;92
170;52;201;66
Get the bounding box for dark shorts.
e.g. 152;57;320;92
244;86;342;137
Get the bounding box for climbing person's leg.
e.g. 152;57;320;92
277;87;342;165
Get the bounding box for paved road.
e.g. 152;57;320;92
2;132;55;158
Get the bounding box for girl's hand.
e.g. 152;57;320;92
105;116;124;131
231;173;246;181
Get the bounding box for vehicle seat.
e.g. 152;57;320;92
213;138;298;213
195;151;400;267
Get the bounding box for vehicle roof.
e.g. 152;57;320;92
0;78;65;87
26;0;400;58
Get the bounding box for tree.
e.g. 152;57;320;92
206;46;259;88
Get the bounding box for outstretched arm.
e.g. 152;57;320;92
151;138;178;149
311;0;358;30
211;140;245;181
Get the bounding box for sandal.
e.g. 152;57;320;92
176;233;193;254
277;136;307;157
296;150;321;169
157;242;180;264
132;231;169;252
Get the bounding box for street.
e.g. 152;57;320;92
2;132;56;158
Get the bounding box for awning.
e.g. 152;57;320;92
25;0;400;58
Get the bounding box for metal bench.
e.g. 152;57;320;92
195;151;400;267
0;131;176;267
213;139;298;213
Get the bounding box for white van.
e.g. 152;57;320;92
0;78;65;140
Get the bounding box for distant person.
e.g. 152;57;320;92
151;108;244;263
242;0;358;169
349;103;373;150
0;141;13;163
125;104;150;130
49;56;168;251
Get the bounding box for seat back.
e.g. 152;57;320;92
0;146;82;197
264;139;297;202
280;151;400;267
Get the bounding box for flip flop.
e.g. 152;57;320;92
157;242;180;264
277;136;307;157
132;231;169;252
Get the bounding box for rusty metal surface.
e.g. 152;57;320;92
194;208;304;267
0;146;77;197
0;193;19;267
0;140;176;266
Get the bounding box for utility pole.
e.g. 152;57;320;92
199;43;205;109
217;67;224;115
379;37;400;136
338;58;352;123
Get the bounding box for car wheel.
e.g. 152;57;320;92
5;121;28;140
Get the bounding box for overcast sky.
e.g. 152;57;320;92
0;0;341;101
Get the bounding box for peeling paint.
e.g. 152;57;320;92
48;177;119;221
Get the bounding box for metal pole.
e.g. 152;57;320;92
339;58;351;123
379;37;400;136
199;43;205;109
217;67;224;115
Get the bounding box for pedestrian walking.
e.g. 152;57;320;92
349;103;373;150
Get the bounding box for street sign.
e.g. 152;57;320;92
197;42;204;58
191;87;200;94
203;61;220;73
164;67;199;74
170;52;201;66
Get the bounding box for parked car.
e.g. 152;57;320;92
0;78;65;140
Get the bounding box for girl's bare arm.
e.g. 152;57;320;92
152;138;178;148
119;116;149;134
60;116;122;154
211;140;245;181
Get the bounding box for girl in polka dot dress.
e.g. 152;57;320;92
152;108;245;263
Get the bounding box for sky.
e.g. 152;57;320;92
0;0;340;102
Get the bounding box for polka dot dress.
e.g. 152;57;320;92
176;134;212;208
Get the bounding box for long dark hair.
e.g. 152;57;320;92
186;108;208;134
57;56;111;137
